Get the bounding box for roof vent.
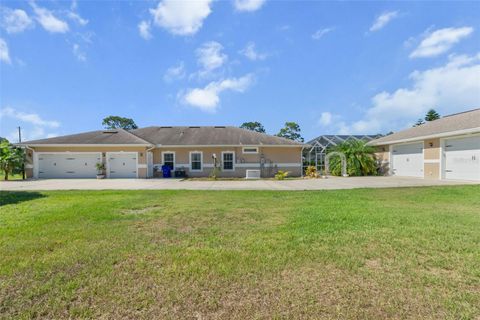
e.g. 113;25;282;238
189;126;200;128
214;126;226;128
102;130;118;134
160;126;172;128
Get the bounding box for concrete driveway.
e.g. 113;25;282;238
1;176;477;191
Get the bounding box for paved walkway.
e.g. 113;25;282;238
1;176;477;191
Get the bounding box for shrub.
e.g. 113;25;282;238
328;140;377;176
274;170;289;180
305;165;319;178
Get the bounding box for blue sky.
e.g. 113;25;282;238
1;0;479;143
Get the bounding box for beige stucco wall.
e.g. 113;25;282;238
153;146;303;177
424;163;440;179
424;138;440;160
26;145;301;179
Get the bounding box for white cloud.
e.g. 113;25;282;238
149;0;213;36
240;42;267;61
0;38;11;64
67;11;88;26
410;27;474;58
164;62;186;82
72;43;86;61
194;41;227;77
67;0;88;26
138;20;152;40
0;107;60;128
337;53;480;134
31;2;69;33
369;11;398;32
234;0;266;12
182;74;254;112
318;112;332;126
312;27;334;40
1;8;34;34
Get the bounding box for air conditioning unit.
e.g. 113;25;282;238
246;169;261;179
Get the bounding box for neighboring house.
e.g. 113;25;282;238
369;108;480;181
19;126;304;179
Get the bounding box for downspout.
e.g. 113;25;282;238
146;145;156;178
301;145;306;178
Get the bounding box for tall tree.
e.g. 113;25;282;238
240;121;266;133
413;118;425;127
0;139;24;180
424;109;440;122
276;122;304;142
102;116;138;130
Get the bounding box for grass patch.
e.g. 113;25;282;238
0;171;23;181
0;186;479;319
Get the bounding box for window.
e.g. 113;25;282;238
243;147;258;154
190;152;202;171
162;152;175;169
222;152;234;170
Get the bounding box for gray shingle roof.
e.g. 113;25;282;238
21;129;151;145
130;126;304;146
21;126;304;146
369;108;480;146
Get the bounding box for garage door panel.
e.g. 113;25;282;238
108;153;137;178
38;153;100;178
392;142;424;178
444;136;480;181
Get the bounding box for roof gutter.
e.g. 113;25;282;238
368;127;480;146
16;143;153;147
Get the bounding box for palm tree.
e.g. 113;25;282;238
328;140;377;176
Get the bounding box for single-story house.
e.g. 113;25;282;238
368;108;480;181
19;126;304;179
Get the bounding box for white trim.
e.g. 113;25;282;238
106;152;138;178
25;164;34;169
242;147;259;154
34;152;102;179
22;144;151;147
154;144;303;148
138;164;147;168
221;151;235;171
369;127;480;146
189;151;203;172
275;163;302;168
161;151;176;170
235;163;261;168
424;159;440;164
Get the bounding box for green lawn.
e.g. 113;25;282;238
0;171;23;181
1;186;479;319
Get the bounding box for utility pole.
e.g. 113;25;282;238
18;126;25;180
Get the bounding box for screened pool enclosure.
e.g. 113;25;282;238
302;135;381;175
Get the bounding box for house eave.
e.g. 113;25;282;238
368;127;480;146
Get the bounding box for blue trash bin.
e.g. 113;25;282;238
161;165;172;178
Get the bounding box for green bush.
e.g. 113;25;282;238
304;165;319;178
274;170;289;180
328;140;377;176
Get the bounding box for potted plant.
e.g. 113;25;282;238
95;162;106;179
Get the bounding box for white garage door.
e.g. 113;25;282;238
108;153;137;178
38;153;100;179
391;142;424;178
444;136;480;181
